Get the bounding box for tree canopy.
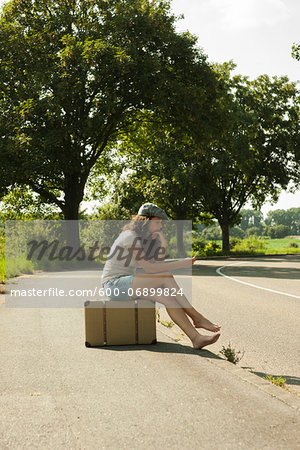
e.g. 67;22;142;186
101;63;299;251
292;43;300;61
0;0;217;238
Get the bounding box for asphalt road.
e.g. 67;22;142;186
190;255;300;395
0;255;299;449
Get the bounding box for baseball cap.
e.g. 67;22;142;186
137;203;169;220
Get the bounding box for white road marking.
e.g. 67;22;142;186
216;261;300;299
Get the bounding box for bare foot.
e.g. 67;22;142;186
192;314;221;332
192;333;220;349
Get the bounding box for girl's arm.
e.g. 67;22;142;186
127;244;197;273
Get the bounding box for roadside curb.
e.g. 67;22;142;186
157;321;300;412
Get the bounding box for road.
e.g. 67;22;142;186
190;255;300;395
0;255;299;448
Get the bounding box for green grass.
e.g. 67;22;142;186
0;258;4;284
160;320;174;328
3;257;35;281
265;238;300;251
0;235;35;282
264;374;287;388
213;237;300;256
219;343;244;364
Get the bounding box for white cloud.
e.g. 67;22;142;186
210;0;290;30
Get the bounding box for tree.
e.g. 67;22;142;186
193;63;300;251
245;226;261;237
0;186;61;220
98;114;212;255
0;0;217;245
265;208;300;235
292;43;300;61
239;209;264;232
200;225;222;241
264;224;290;239
109;63;299;252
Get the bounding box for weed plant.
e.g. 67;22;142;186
264;374;287;388
220;343;244;364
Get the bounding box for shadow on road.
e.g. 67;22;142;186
192;255;300;280
87;341;223;359
215;265;300;280
242;368;300;387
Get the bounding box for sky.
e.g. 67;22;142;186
170;0;300;216
0;0;299;217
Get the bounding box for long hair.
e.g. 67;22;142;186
122;215;151;239
122;215;161;260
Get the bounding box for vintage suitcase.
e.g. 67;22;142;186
84;299;157;347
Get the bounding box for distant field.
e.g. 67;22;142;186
213;237;300;255
265;238;300;250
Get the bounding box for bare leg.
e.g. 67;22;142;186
162;273;221;332
162;301;220;349
131;273;220;349
135;272;221;332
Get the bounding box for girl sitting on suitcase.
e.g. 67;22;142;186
102;203;221;350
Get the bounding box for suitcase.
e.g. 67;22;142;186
84;299;157;347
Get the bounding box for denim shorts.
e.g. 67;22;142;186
102;275;134;301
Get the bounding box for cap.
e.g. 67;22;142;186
137;203;169;220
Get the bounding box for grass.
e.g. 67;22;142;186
264;374;287;389
0;233;101;283
160;320;174;328
4;257;35;279
0;258;4;284
212;237;300;256
264;238;300;251
0;257;35;283
219;343;244;364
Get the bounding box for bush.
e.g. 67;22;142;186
167;232;194;258
192;233;206;253
201;225;222;241
264;225;291;239
288;242;299;248
0;259;4;284
245;226;261;237
229;237;241;249
230;226;245;239
0;234;4;259
4;257;35;280
203;241;222;256
231;237;267;252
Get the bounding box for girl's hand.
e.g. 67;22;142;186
151;230;163;240
181;257;195;268
152;231;166;247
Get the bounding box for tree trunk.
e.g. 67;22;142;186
219;221;230;253
176;220;187;257
62;185;82;251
